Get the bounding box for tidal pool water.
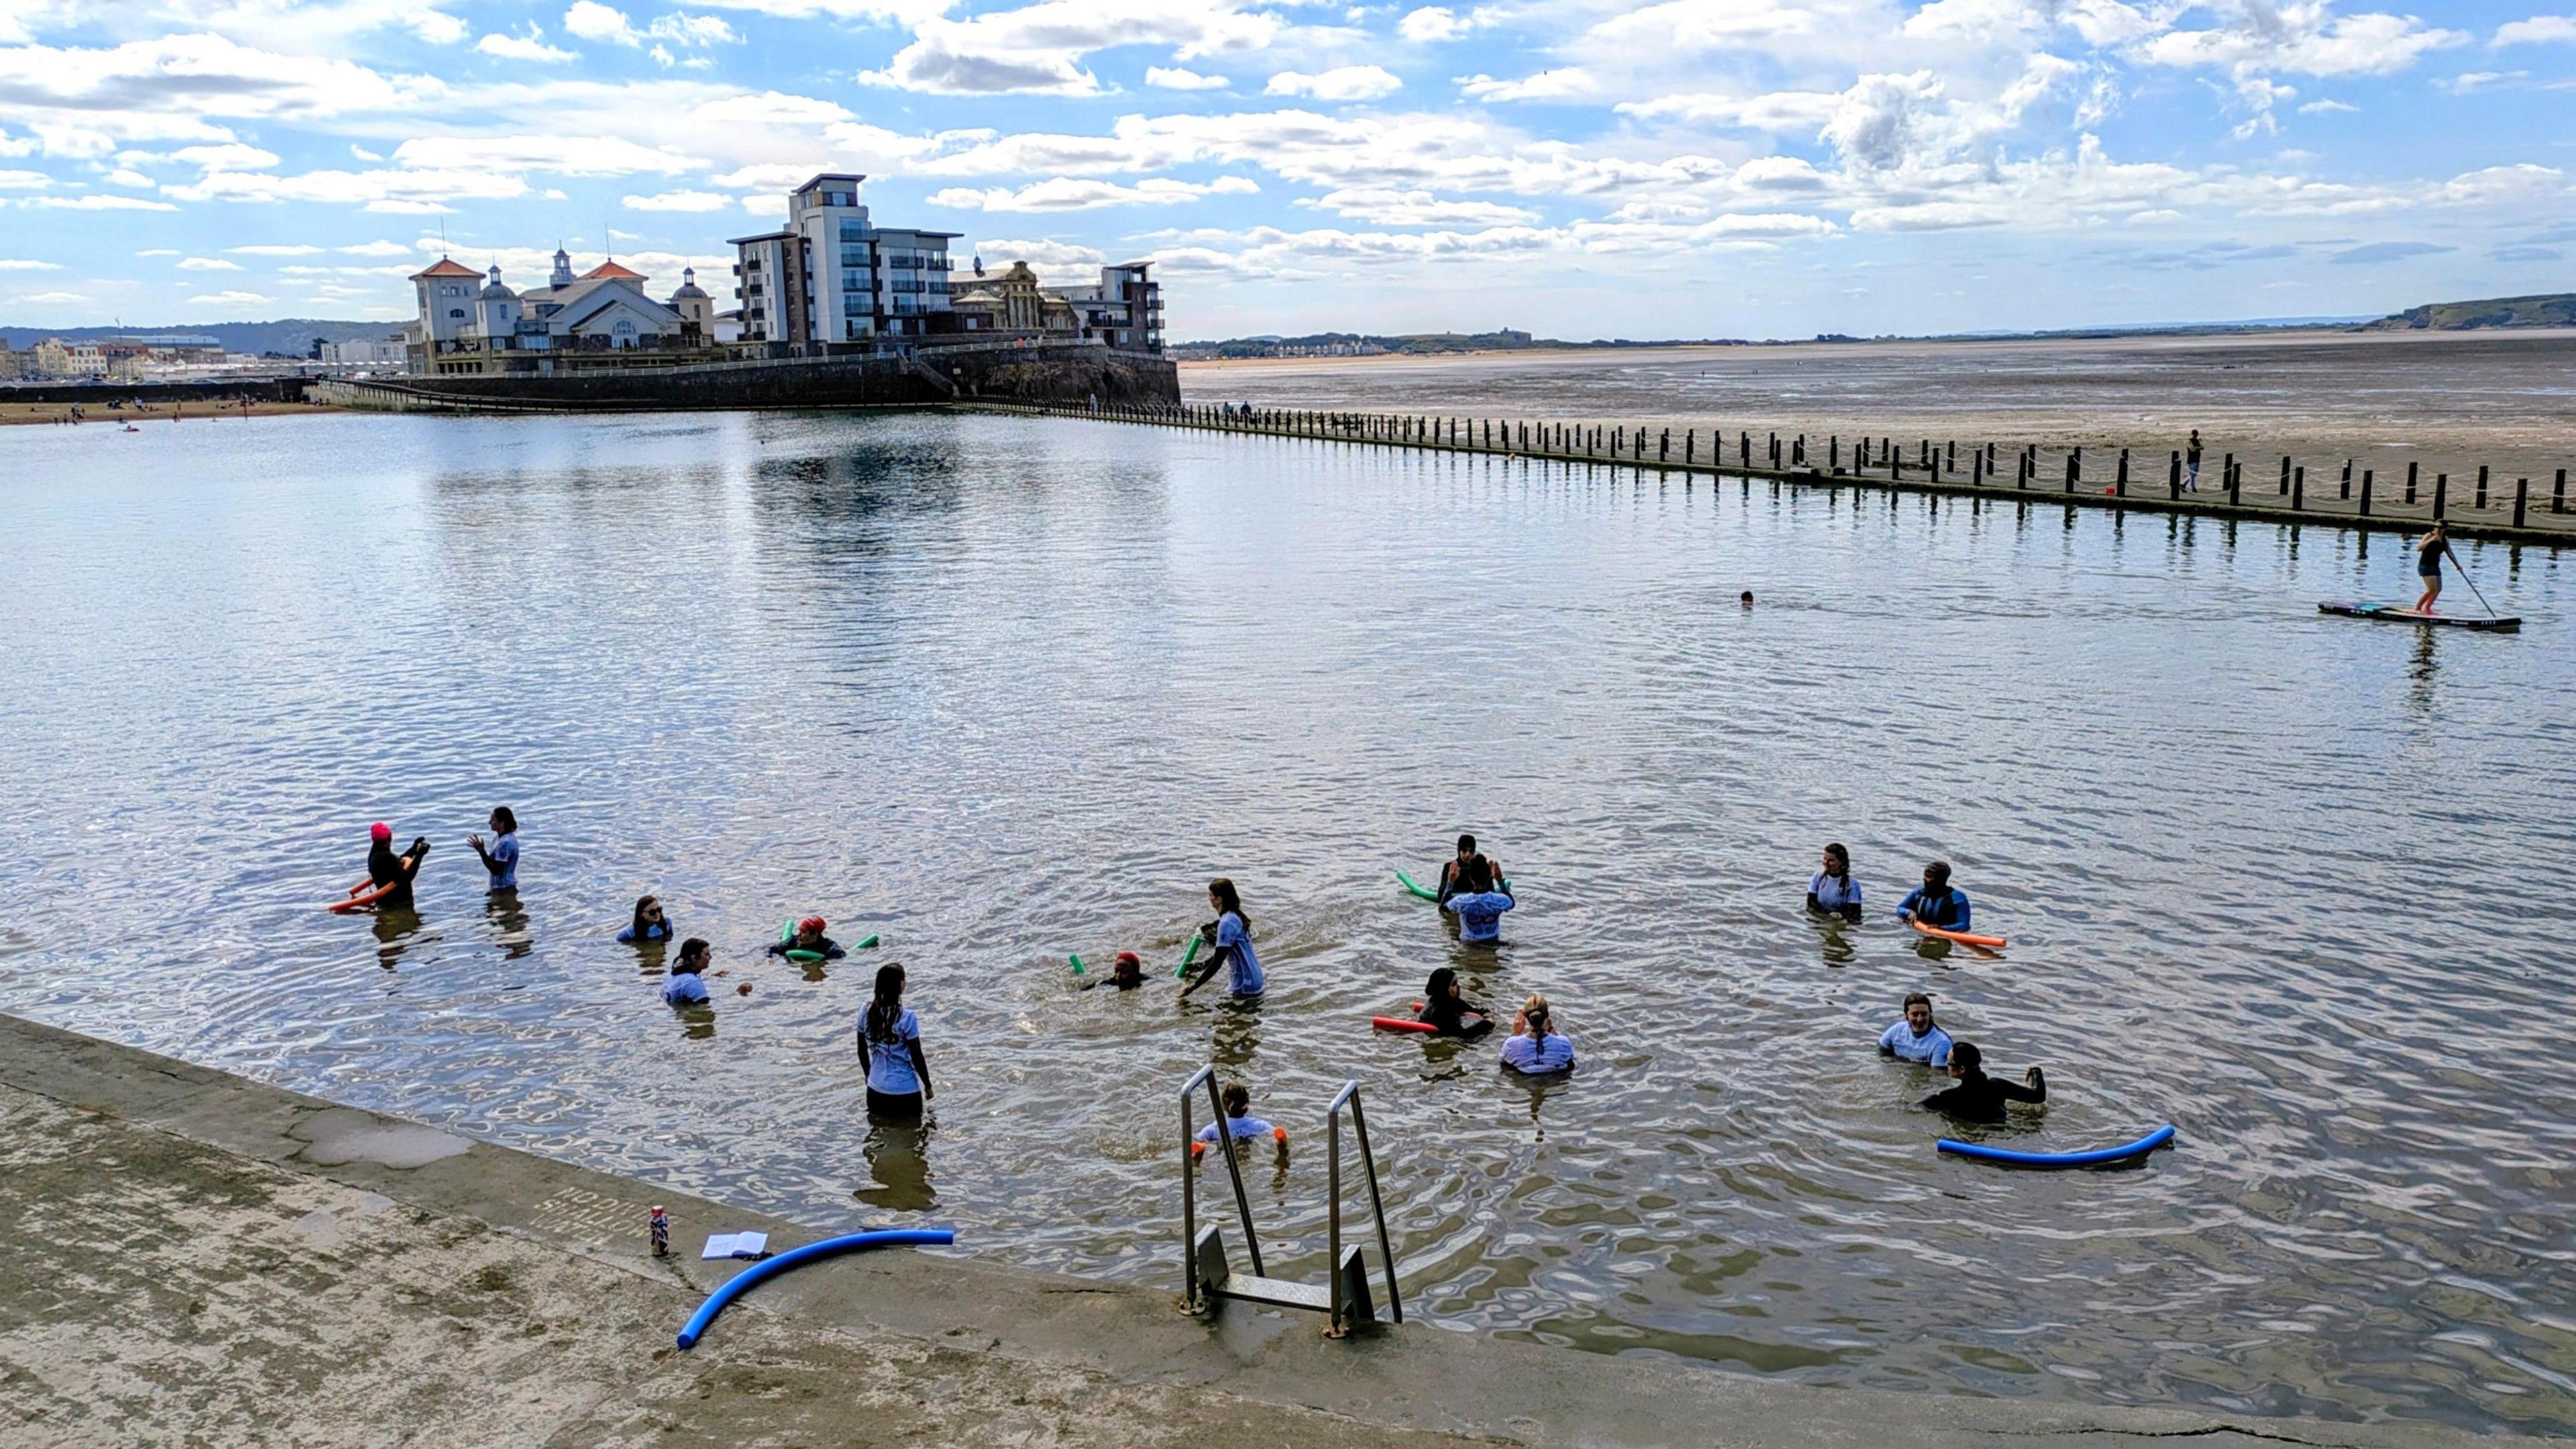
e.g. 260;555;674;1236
3;410;2571;1434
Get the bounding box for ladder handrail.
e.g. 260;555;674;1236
1327;1079;1403;1330
1180;1065;1263;1311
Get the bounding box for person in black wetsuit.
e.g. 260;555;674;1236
1919;1041;2045;1122
1436;834;1501;904
356;822;430;911
1414;967;1494;1038
2414;523;2446;614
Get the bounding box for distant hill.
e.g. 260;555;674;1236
1171;328;1756;359
0;319;398;358
2364;293;2576;331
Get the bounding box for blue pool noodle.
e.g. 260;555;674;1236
1936;1124;2176;1169
676;1228;955;1349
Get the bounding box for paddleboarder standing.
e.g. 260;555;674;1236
2414;523;2446;614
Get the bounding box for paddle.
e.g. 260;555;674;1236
2440;536;2501;619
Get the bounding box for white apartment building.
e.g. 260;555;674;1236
1057;263;1163;352
729;174;959;345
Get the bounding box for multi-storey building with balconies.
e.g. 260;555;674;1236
729;174;959;347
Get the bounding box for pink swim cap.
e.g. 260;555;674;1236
370;822;392;842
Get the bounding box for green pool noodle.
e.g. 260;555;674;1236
856;934;879;950
1069;953;1086;975
1173;935;1201;979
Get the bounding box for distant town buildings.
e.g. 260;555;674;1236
0;333;227;381
396;170;1165;374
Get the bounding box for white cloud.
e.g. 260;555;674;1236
0;257;60;269
1399;5;1470;42
105;167;154;187
1458;69;1595;103
177;256;242;270
959;237;1108;278
339;240;415;256
390;135;702;176
928;175;1259;211
186;290;271;304
1147;66;1228;90
2142;6;2469;78
2494;15;2576;45
2298;98;2359;112
477;25;577;62
1266;66;1403;101
228;244;325;255
19;194;179;209
13;290;87;303
565;3;743;47
868;0;1282;95
136;248;178;256
0;168;48;188
1298;186;1540;225
564;1;635;41
1618;89;1845;131
171;144;282;172
623;189;739;210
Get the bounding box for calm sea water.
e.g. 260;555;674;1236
3;411;2571;1434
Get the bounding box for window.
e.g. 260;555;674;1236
839;221;867;241
447;309;465;319
842;269;869;291
843;294;866;316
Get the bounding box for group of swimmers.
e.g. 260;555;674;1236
1815;843;2049;1123
349;812;2031;1133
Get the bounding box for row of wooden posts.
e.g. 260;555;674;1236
1049;399;2573;533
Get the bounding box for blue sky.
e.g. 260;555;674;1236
0;0;2570;339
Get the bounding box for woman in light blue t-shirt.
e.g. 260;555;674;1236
1179;877;1265;999
856;963;933;1121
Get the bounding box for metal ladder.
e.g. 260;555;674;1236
1179;1065;1402;1338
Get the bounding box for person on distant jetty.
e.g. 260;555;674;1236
1501;994;1575;1074
620;895;674;943
1877;992;1952;1066
1440;855;1515;944
663;938;712;1006
2414;523;2447;614
1193;1081;1289;1164
1436;833;1501;903
1895;861;1972;932
1919;1042;2045;1122
353;822;429;911
770;916;846;960
856;963;933;1121
467;806;519;892
1179;878;1265;1000
2184;430;2203;492
1415;967;1495;1038
1807;843;1863;922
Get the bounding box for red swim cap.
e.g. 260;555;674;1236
800;916;826;932
370;822;392;841
1115;951;1141;967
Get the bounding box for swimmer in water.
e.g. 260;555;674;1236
1191;1081;1289;1165
620;894;674;943
1414;967;1494;1038
663;937;712;1005
352;822;429;911
1439;855;1515;944
1499;993;1574;1074
1876;992;1952;1066
1740;590;1754;608
1894;860;1972;932
1917;1041;2044;1122
1079;951;1148;991
466;806;518;892
1436;834;1502;903
1179;878;1265;1000
768;916;846;960
1807;842;1863;922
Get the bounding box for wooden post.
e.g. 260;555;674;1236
2475;465;2489;510
2557;468;2567;515
2432;472;2447;520
1769;431;1780;468
1740;431;1750;466
1947;440;1957;472
2292;466;2304;511
2514;476;2529;530
2169;450;2181;499
2359;470;2373;517
1685;429;1694;464
2116;447;2129;496
2278;455;2290;496
1972;449;1984;486
2340;460;2351;500
2406;461;2418;504
1830;435;1840;472
2066;446;2081;494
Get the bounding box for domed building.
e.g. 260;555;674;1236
407;250;722;375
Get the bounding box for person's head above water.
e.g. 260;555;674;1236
797;915;826;942
1521;992;1554;1036
1947;1040;1983;1078
1455;833;1477;859
1902;991;1935;1034
1823;843;1849;878
1923;860;1951;892
489;806;516;834
370;822;392;843
1740;590;1754;607
674;937;710;976
862;961;907;1045
1426;966;1460;1003
1112;951;1143;985
633;895;663;932
1208;877;1246;931
1459;855;1494;894
1220;1081;1251;1118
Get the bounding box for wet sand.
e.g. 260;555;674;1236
0;400;336;426
1181;329;2576;484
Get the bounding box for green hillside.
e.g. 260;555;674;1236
2365;293;2576;331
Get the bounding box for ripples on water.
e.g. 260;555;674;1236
2;411;2571;1433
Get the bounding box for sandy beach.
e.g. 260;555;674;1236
0;399;337;427
1181;328;2576;484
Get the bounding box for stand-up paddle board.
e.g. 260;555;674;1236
1909;919;2006;951
2320;600;2519;631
